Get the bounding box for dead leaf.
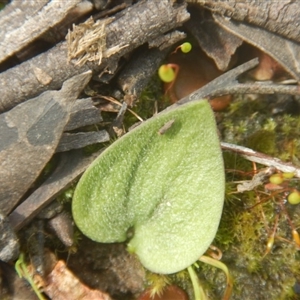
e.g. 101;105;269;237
44;260;111;300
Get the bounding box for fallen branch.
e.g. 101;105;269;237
0;0;189;112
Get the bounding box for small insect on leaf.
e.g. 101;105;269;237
158;120;175;135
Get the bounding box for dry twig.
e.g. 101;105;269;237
221;142;300;178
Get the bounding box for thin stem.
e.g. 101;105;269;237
199;256;233;300
221;142;300;178
15;253;46;300
187;265;207;300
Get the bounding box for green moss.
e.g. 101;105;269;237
57;185;75;203
245;130;276;155
210;166;300;299
123;75;166;129
206;93;300;299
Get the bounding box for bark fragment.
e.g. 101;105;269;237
117;48;169;97
48;212;74;247
148;31;187;50
191;0;300;43
0;212;19;262
213;14;300;81
9;149;103;231
56;131;109;152
65;98;103;131
185;7;242;71
0;71;92;215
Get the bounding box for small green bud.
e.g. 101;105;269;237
269;174;283;185
282;172;295;179
158;64;175;83
288;191;300;205
180;42;192;53
127;243;136;254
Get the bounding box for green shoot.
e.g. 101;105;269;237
187;265;207;300
198;256;233;300
15;253;46;300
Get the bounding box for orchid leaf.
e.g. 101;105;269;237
72;100;225;274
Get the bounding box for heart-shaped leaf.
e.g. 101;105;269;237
72;100;225;274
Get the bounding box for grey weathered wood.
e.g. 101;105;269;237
0;0;89;64
185;8;242;71
0;71;92;215
192;0;300;43
65;98;102;131
0;0;190;113
148;30;186;50
9;149;103;231
56;131;110;152
0;0;49;34
117;48;170;97
0;212;19;262
213;14;300;81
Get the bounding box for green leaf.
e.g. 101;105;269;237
72;100;225;274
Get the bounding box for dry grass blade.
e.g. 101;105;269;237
99;95;144;122
67;17;111;66
67;17;129;66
